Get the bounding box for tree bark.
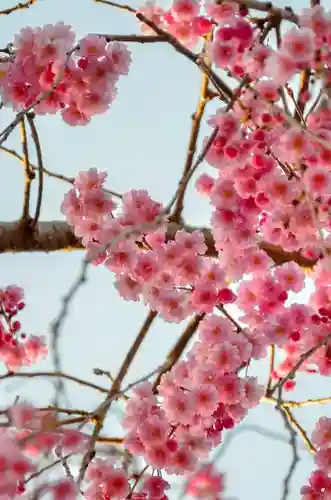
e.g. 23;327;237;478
0;219;318;269
0;220;82;253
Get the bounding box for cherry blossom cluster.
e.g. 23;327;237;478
137;0;331;92
0;285;46;371
137;1;331;278
301;417;331;499
185;464;225;499
137;0;249;51
235;259;331;385
123;313;263;477
0;422;77;500
61;165;331;386
0;24;131;125
62;168;238;322
197;100;331;280
0;400;229;500
5;0;331;497
268;6;331;86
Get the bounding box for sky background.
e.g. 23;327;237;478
0;0;329;498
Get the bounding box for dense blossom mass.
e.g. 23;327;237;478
3;0;331;498
0;24;131;125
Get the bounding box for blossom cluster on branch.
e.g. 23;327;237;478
0;24;131;125
3;0;331;498
0;285;46;371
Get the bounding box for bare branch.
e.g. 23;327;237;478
0;370;109;393
76;309;157;485
26;114;44;229
20;118;34;225
153;314;204;390
0;0;37;15
0;145;122;198
278;405;300;500
93;34;167;43
270;333;331;403
171;39;211;222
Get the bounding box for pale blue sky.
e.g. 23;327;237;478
0;0;329;498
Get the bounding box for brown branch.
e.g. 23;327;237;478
283;397;331;408
280;407;315;454
96;436;124;444
95;0;233;101
270;332;331;402
278;405;300;500
95;0;297;22
153;313;205;390
93;0;135;13
50;255;90;407
0;220;321;271
26;453;74;484
274;22;290;116
0;47;77;147
26;114;44;228
171;40;211;222
0;220;83;253
109;310;157;393
263;397;316;453
77;310;157;484
93;34;167;43
0;0;36;15
19;118;34;224
0;371;109;393
266;345;275;394
167;75;249;215
228;0;298;23
40;407;90;416
294;69;311;122
0;145;122;198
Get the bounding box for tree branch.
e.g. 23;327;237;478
0;0;37;15
0;221;82;253
20;118;34;225
0;220;321;271
26;114;44;229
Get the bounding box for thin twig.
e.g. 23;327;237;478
76;310;158;486
283;407;316;453
0;370;109;393
0;47;77;147
25;453;74;484
20;118;33;224
49;218;165;408
153;314;204;390
266;345;275;394
95;0;233;102
166;77;247;213
171;36;212;222
26;114;44;228
94;0;135;13
271;333;331;404
0;0;37;15
277;403;300;500
0;145;122;198
93;34;166;43
283;397;331;408
50;260;89;408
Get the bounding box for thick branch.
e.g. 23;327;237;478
0;221;81;253
0;220;319;269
